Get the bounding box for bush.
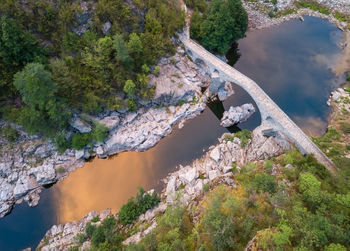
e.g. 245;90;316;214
1;125;19;142
153;65;160;77
325;243;347;251
71;133;91;150
92;123;108;142
235;129;251;147
340;122;350;134
127;98;137;112
253;173;277;194
85;222;96;238
118;187;160;225
53;131;70;153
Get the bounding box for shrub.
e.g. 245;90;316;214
92;123;108;142
85;222;96;238
299;172;322;210
71;133;91;150
324;243;347;251
127;98;137;112
75;233;87;244
264;159;273;173
340;122;350;134
124;80;136;97
91;226;105;247
153;65;160;76
235;129;251;147
53;131;70;153
91;216;100;223
1;125;19;142
118;187;160;225
253;173;277;194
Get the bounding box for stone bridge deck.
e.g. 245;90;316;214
182;37;336;173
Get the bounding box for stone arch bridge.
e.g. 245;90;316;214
181;36;336;173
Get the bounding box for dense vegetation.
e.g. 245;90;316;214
189;0;248;55
0;0;185;137
127;151;350;250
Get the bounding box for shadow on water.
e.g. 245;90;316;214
0;16;344;250
207;98;241;133
0;189;56;251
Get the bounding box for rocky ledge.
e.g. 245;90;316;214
0;46;212;218
38;122;293;250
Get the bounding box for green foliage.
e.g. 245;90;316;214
13;63;70;136
53;131;70;153
325;243;347;251
235;129;251;147
0;16;46;96
118;187;160;225
347;73;350;82
190;0;248;54
1;125;19;142
253;173;277;194
91;216;100;223
153;65;160;77
127;98;137;112
296;0;331;15
75;233;88;244
85;222;97;238
92;123;109;143
273;224;292;248
124;80;136;97
340;122;350;134
299;172;322;210
71;133;91;150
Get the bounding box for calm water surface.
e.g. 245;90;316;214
0;16;344;250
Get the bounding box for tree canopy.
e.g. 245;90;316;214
190;0;248;55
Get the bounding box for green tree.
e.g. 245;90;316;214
14;63;70;135
114;33;132;63
299;172;323;210
124;80;136;97
192;0;248;55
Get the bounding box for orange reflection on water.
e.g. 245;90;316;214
52;151;158;223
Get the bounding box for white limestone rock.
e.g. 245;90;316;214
210;147;221;163
99;115;120;130
70;117;92;133
75;150;85;159
179;167;198;186
220;103;255;127
208;170;220;181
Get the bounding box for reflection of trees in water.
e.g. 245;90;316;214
226;42;241;66
207;98;240;133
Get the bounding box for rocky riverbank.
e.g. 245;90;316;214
244;0;349;31
38;122;293;250
0;46;212;218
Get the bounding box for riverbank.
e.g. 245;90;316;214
244;0;350;31
38;123;293;250
0;46;213;218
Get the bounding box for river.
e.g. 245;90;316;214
0;16;344;250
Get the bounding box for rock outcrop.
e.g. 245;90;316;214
220;103;256;127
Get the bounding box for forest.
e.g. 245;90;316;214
0;0;185;137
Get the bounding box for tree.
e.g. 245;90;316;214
123;80;136;97
114;33;132;63
14;63;70;135
192;0;248;55
299;172;323;210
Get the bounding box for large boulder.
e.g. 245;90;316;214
99;115;120;130
220;103;255;127
179;167;198;186
70;117;92;133
210;147;221;163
